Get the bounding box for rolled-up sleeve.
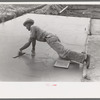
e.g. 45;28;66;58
29;37;35;42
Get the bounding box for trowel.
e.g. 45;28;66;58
13;52;26;58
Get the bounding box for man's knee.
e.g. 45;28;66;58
59;55;70;60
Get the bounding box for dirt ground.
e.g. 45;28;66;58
1;5;100;22
0;4;45;23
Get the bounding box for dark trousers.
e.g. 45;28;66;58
46;35;86;64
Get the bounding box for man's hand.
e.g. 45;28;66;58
13;50;25;58
31;50;35;56
18;50;24;56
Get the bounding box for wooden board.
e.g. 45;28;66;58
54;58;70;69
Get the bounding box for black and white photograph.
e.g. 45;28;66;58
1;1;100;98
0;3;100;82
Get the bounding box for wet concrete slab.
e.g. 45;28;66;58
0;14;90;81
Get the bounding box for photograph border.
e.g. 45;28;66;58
0;0;100;99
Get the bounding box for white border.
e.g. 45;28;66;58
0;2;100;5
0;82;100;98
0;2;100;98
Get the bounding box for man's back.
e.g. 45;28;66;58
30;25;52;42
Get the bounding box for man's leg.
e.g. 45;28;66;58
46;36;90;68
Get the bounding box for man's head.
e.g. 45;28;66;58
23;18;34;31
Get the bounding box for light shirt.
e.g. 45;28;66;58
30;25;53;42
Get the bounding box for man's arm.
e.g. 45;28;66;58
31;39;36;56
18;40;31;56
19;37;36;51
32;39;36;51
19;40;31;51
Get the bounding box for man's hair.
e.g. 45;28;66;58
23;18;34;26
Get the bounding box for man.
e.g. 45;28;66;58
18;18;90;69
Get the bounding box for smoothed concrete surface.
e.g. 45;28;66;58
0;14;90;81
